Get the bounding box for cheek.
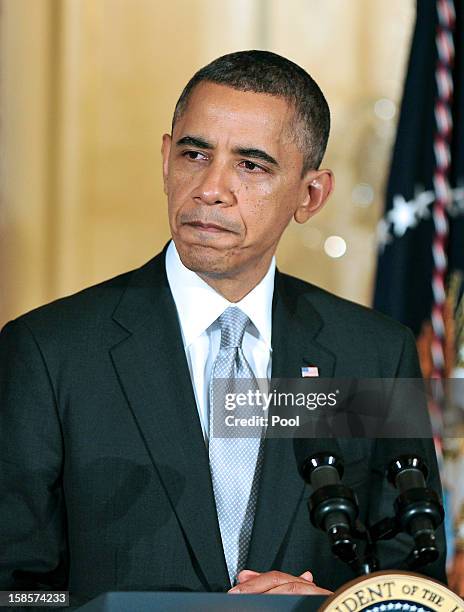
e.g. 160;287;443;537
235;178;275;209
166;169;194;214
237;181;294;228
168;166;191;193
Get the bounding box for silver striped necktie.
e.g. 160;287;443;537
208;306;264;586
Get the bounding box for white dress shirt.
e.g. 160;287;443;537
165;240;275;441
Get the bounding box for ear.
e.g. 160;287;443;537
294;169;334;224
161;133;172;195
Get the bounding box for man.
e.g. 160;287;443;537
0;50;446;605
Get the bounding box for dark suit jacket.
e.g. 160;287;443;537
0;247;446;606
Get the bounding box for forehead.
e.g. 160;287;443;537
174;82;295;145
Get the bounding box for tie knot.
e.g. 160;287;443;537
218;307;250;348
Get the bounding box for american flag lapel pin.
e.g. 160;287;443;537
301;366;319;377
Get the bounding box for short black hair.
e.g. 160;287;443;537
172;50;330;172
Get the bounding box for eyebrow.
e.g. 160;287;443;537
176;135;212;149
232;147;279;168
175;135;280;168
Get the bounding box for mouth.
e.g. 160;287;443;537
185;221;233;233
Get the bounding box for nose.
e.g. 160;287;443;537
194;160;234;206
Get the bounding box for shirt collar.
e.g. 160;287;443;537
165;240;275;350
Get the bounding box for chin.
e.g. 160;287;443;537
175;241;238;278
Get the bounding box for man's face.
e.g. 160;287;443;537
162;82;329;281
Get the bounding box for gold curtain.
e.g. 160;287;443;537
0;0;415;325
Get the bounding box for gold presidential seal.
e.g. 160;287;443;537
320;571;464;612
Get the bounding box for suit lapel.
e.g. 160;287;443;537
247;270;336;572
109;250;229;590
108;252;337;582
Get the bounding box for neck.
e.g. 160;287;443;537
197;259;273;302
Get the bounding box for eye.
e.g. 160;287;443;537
182;150;208;161
239;160;267;173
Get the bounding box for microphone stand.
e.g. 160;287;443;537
303;454;444;577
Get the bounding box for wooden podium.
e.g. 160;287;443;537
75;591;327;611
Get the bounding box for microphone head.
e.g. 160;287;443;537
373;440;428;483
387;455;429;487
293;437;344;484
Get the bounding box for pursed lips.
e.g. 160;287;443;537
185;220;233;233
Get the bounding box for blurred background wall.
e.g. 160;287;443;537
0;0;415;326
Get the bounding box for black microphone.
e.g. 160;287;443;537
294;438;361;569
387;454;444;567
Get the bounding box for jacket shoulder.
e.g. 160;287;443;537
10;270;131;331
3;254;162;338
278;271;415;356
